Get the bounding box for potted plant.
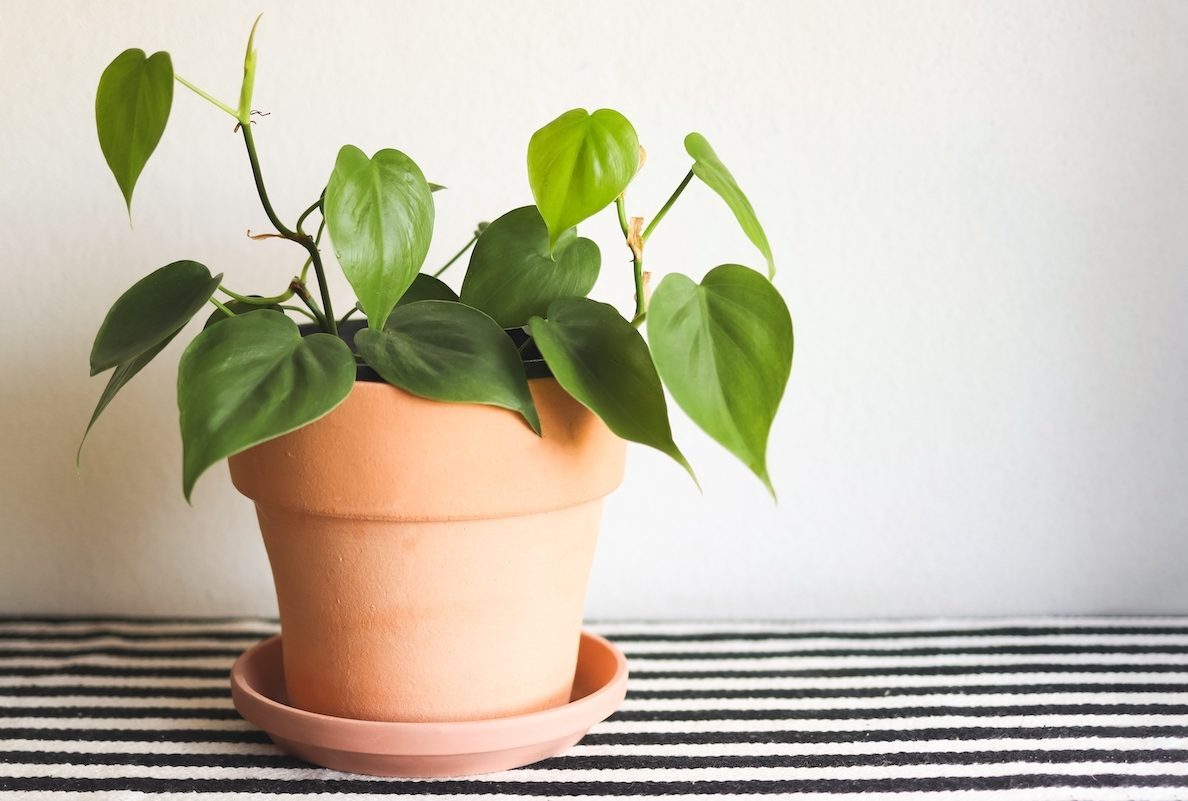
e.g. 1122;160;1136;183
81;18;793;775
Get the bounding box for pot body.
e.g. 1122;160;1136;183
229;379;625;723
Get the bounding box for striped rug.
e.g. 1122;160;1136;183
2;618;1187;799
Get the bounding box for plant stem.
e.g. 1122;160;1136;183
208;297;236;317
432;230;481;278
174;75;238;119
219;285;295;305
642;169;694;242
298;218;326;284
339;304;362;325
239;125;337;335
296;191;324;237
290;282;328;329
279;304;319;323
616;196;648;325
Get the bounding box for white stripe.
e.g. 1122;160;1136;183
0;636;265;650
0;656;235;668
592;714;1188;733
0;696;236;709
627;670;1188;690
0;675;227;689
614;634;1188;654
624;653;1188;671
6;760;1188;782
0;717;254;731
0;620;277;635
590;617;1188;635
0;739;283;755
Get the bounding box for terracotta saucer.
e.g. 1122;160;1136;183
229;631;628;778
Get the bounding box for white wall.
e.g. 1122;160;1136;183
1;0;1185;619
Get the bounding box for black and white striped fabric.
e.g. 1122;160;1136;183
2;618;1188;799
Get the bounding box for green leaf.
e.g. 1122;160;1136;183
95;49;174;214
90;260;221;375
237;15;261;123
528;108;639;252
397;273;458;307
203;298;281;329
356;301;540;433
528;298;694;480
177;310;356;501
77;331;178;468
459;206;600;327
324;145;435;329
685;133;774;278
648;265;793;495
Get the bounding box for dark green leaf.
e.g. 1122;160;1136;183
397;273;459;306
177;310;356;501
685;133;774;278
90;260;221;375
95;49;174;214
356;301;539;433
528;108;639;252
324;145;435;329
203;298;282;329
648;265;792;495
459;206;600;327
528;298;694;480
77;331;178;468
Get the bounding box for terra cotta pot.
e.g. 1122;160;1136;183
228;378;626;723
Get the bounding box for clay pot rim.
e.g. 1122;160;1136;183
230;631;628;755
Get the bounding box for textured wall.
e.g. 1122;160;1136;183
1;0;1185;618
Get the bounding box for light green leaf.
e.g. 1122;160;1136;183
528;108;639;252
459;206;600;327
237;15;261;123
177;310;356;501
398;273;458;306
528;298;694;480
356;300;539;433
90;260;221;375
648;264;792;495
324;145;435;329
78;331;178;468
685;133;774;278
95;49;174;214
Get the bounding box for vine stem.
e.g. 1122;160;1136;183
240;125;337;336
208;297;236;317
616;195;648;325
174;75;238;119
642;169;694;242
432;230;481;278
219;284;294;305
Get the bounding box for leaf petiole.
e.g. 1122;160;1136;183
642;169;694;242
208;297;236;317
174;74;238;120
432;227;483;278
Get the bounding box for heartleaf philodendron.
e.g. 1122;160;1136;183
528;109;639;252
95;49;174;214
528;298;695;482
85;20;793;501
356;301;540;433
177;311;356;501
460;206;600;327
324;145;435;330
648;265;793;496
685;133;774;278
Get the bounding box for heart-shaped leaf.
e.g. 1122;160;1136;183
356;300;540;433
398;273;458;306
77;331;178;467
648;264;793;495
528;298;694;480
95;49;174;214
459;206;600;327
90;260;221;375
528;109;639;252
324;145;435;329
685;133;774;278
177;310;356;501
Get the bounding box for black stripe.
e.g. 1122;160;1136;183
6;747;1188;772
609;702;1188;723
621;644;1188;658
0;616;275;625
628;682;1188;699
0;727;270;743
607;625;1188;641
3;774;1188;795
0;646;242;658
0;665;228;679
584;724;1188;746
0;632;273;641
631;663;1188;679
0;706;238;719
0;685;228;699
